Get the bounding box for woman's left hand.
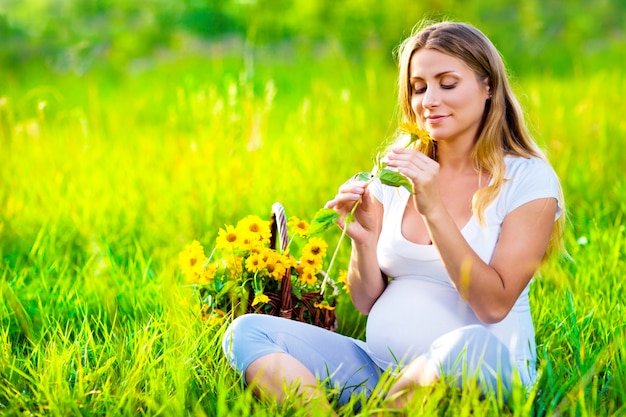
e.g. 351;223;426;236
384;147;442;216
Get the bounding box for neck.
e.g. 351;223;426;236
436;140;476;174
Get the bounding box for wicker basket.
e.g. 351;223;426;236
246;202;337;331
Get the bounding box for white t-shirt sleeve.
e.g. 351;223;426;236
500;156;563;220
369;177;384;204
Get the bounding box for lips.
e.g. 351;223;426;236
425;115;448;124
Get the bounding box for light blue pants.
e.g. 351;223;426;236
222;314;515;406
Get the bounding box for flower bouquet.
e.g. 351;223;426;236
178;202;347;330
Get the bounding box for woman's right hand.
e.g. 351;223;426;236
326;178;385;313
324;179;378;244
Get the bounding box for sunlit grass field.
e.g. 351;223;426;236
1;50;625;416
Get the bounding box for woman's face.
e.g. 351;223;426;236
409;48;490;145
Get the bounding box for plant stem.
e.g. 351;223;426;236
319;197;363;295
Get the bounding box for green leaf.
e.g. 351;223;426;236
291;277;303;300
379;168;413;193
215;279;236;298
307;208;340;236
353;171;373;181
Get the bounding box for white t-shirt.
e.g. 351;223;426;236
365;155;562;380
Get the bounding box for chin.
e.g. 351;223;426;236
429;133;444;142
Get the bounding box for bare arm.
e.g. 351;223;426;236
386;147;558;323
325;181;386;314
425;197;557;323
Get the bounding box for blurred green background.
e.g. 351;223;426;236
1;1;626;415
2;0;624;79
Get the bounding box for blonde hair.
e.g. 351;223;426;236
393;21;565;256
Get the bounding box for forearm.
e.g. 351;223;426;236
347;240;386;315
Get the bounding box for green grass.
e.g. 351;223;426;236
1;51;625;416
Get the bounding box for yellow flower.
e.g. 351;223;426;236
300;253;323;273
399;122;433;145
283;253;296;269
252;293;270;306
264;254;279;280
302;237;328;259
299;270;318;286
261;251;288;281
225;255;244;277
271;261;288;281
246;253;267;273
288;216;310;237
178;240;208;283
216;225;241;250
205;308;226;325
262;249;277;263
237;215;271;245
198;261;219;285
337;269;350;294
237;234;255;252
313;301;335;311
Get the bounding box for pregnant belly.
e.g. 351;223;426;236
366;278;481;369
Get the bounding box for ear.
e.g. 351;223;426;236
483;78;492;99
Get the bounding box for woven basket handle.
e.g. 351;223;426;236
270;202;293;319
270;202;289;252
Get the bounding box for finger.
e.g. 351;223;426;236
386;159;427;176
386;151;415;166
388;149;436;171
389;147;433;162
336;187;366;204
335;215;346;230
338;186;365;196
324;199;337;209
339;181;367;193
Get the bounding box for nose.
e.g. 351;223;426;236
422;86;440;108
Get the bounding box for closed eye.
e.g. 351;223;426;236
412;83;456;94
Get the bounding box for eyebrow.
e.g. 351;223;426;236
410;71;458;81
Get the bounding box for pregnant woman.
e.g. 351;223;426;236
222;20;565;412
